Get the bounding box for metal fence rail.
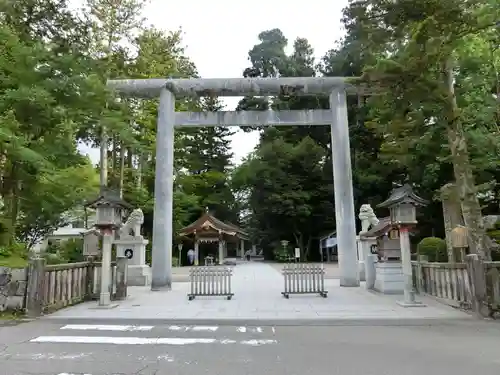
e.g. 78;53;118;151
188;266;234;300
282;263;327;298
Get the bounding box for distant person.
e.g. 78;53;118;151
245;249;251;261
187;248;195;265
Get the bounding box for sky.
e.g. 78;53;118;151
78;0;348;165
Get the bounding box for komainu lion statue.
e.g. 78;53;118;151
358;204;379;233
119;208;144;238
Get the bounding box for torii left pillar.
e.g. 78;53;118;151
151;89;175;290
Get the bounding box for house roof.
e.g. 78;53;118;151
49;227;99;237
179;211;249;239
318;229;336;240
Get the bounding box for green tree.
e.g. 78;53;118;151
0;0;105;246
233;134;334;260
233;29;336;259
344;0;500;258
177;96;237;223
83;0;148;193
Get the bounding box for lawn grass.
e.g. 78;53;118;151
0;256;28;268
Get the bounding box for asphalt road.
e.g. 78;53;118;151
1;319;500;374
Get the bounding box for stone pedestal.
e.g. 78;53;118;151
114;237;151;286
357;236;377;282
374;262;404;294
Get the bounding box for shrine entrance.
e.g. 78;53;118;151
107;76;363;290
179;210;249;265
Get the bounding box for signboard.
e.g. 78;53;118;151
294;247;300;259
389;229;399;240
370;244;378;254
124;249;134;259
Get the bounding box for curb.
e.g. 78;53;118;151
38;316;479;327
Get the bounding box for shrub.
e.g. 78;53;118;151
0;242;28;259
59;238;84;263
43;253;65;265
417;237;447;262
0;217;12;246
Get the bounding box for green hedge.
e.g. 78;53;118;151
417;237;448;262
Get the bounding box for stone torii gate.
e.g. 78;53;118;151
107;77;362;290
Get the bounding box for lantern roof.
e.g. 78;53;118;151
84;188;132;210
377;184;429;209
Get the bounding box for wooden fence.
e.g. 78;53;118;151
26;258;117;317
412;255;500;317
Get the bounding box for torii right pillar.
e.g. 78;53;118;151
330;89;360;287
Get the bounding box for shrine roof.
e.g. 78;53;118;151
179;212;248;239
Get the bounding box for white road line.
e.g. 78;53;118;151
60;324;154;332
241;339;278;346
190;326;219;332
168;325;218;332
31;336;277;346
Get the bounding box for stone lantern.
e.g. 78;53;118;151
85;189;131;231
378;184;428;307
378;184;428;226
85;189;131;306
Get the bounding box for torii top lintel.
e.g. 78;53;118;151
106;77;366;99
179;212;249;240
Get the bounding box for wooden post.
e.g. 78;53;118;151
25;257;46;318
115;257;128;300
466;254;489;317
194;238;199;266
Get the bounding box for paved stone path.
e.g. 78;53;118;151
1;319;500;374
43;262;472;323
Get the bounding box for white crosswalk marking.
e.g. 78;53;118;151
31;335;277;346
60;324;154;331
30;324;278;348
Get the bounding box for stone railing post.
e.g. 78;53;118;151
466;254;489;317
115;257;128;300
365;254;377;290
416;255;428;293
25;257;46;318
85;256;95;300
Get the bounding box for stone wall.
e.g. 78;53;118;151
0;266;27;312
